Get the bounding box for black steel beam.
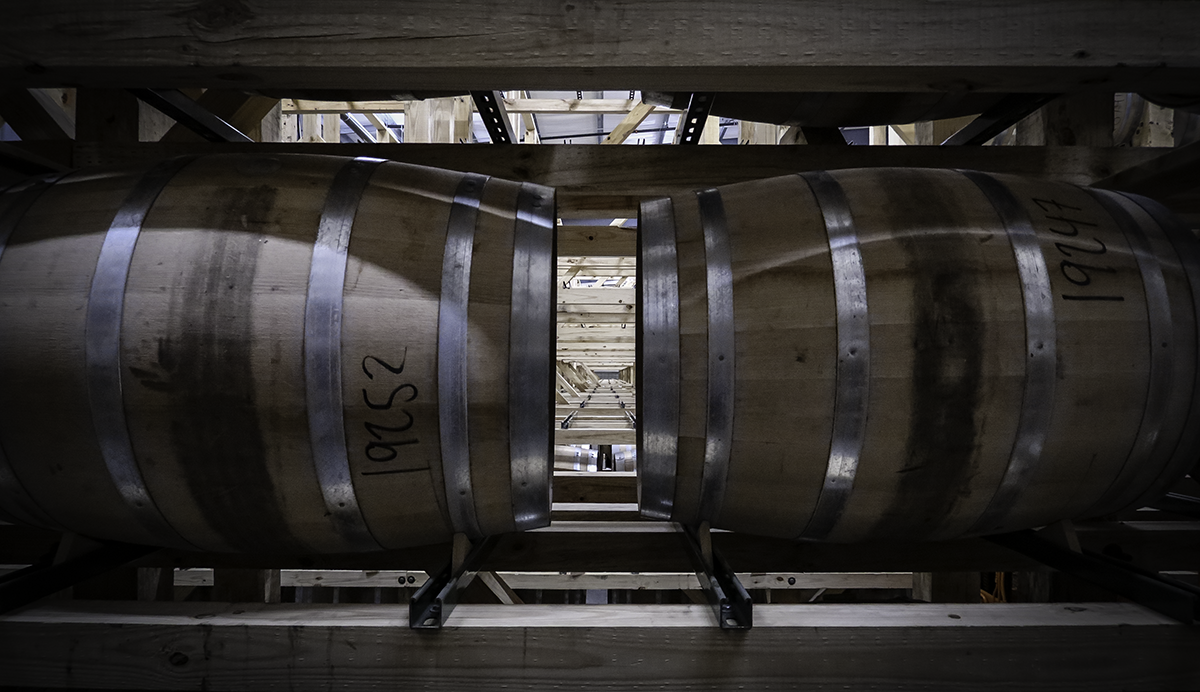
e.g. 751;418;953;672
678;93;716;145
470;91;516;144
680;525;752;629
129;89;254;143
340;113;375;143
410;535;498;629
941;93;1059;145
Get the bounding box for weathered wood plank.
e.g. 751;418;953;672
553;471;638;504
284;98;682;115
171;567;911;591
557;226;637;257
555;428;636;446
0;602;1194;691
557;288;635;306
4;2;1200;92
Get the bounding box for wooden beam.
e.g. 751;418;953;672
558;312;635;325
284;98;680;115
555;429;636;445
553;471;637;504
1015;93;1115;147
602;102;655;144
6;2;1200;93
1;602;1195;690
169;567;909;591
557;226;637;257
557;288;635;307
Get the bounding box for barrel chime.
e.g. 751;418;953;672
0;154;1194;552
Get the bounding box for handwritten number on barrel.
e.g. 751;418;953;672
1055;237;1107;257
366;439;419;463
361;351;419;465
363;383;418;410
365;414;414;438
362;351;406;379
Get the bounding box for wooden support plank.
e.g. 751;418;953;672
558;312;635;325
403;96;472;143
555;429;636;446
212;568;281;604
602;102;656;144
556;226;637;257
551;502;641;522
739;120;782;145
363;112;398;143
0;602;1195;691
553;471;637;504
1016;93;1115;146
557;288;635;306
476;571;523;605
284;98;679;115
0;88;74;140
169;568;910;591
557;332;636;344
7;2;1200;93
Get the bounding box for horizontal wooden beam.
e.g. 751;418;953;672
557;226;637;257
5;2;1200;93
553;471;637;504
557;287;635;307
558;312;635;324
555;429;636;446
2;602;1194;690
284;98;680;115
167;567;909;590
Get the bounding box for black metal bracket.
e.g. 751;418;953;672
941;93;1059;145
470;91;517;144
678;93;716;145
0;537;157;616
986;527;1200;624
410;534;498;629
680;523;752;629
128;89;254;143
340;113;376;143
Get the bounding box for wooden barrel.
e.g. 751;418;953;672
0;153;556;553
638;168;1200;542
